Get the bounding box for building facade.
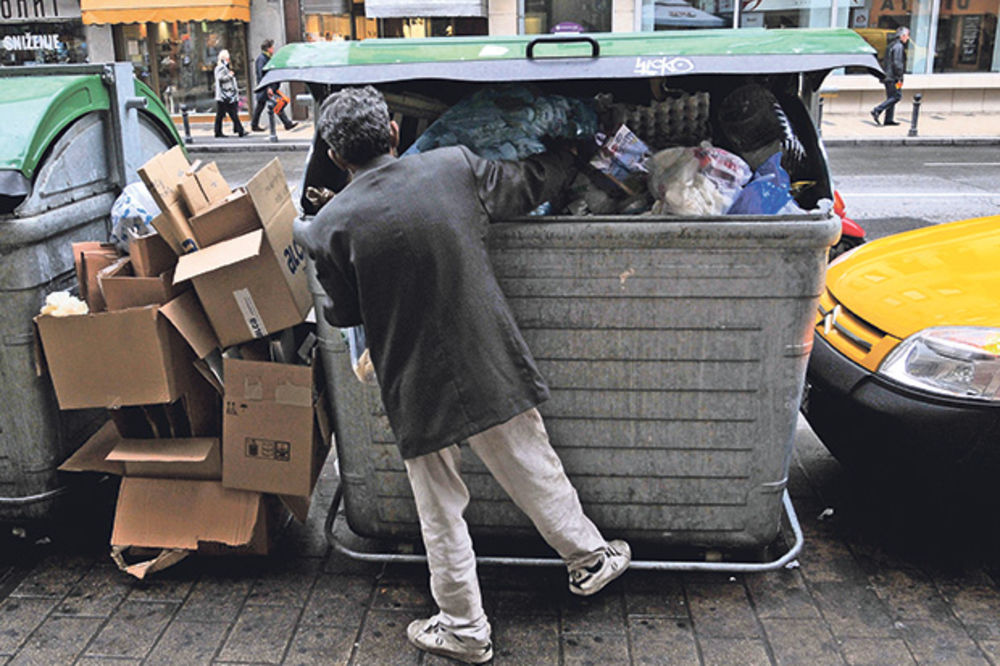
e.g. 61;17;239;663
3;0;995;115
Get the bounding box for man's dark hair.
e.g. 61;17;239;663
317;85;393;166
261;39;274;51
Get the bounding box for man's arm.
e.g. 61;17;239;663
461;145;577;221
315;256;363;327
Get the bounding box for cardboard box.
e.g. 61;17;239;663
60;420;221;480
174;159;311;348
35;290;219;410
137;147;199;254
73;242;119;313
98;257;186;312
129;234;176;278
110;386;220;439
222;358;331;500
110;478;281;579
187;189;261;248
178;161;230;216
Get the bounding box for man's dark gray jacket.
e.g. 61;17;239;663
299;145;576;459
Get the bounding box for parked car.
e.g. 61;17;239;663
801;214;1000;486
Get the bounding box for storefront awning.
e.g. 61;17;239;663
81;0;249;24
364;0;487;18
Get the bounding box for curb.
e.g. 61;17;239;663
821;136;1000;146
184;140;311;153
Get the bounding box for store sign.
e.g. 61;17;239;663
0;0;81;22
2;31;61;50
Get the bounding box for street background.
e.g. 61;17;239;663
1;114;999;665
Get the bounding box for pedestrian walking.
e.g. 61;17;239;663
213;49;247;138
298;85;631;665
250;39;299;132
871;26;909;126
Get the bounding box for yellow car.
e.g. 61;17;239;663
801;215;1000;482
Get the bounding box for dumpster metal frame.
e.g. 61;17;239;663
0;63;181;519
279;28;878;572
324;481;804;573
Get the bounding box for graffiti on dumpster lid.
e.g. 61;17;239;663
633;56;695;76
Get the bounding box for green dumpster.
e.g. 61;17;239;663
0;63;182;523
265;29;880;566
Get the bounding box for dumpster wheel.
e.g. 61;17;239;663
323;481;804;573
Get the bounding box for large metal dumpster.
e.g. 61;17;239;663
267;29;879;557
0;63;182;523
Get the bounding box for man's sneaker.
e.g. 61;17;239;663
284;121;299;130
568;540;631;597
406;617;493;664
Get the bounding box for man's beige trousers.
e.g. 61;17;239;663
404;408;607;639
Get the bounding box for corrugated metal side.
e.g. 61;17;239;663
324;217;838;550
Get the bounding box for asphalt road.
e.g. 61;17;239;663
826;144;1000;239
212;144;1000;239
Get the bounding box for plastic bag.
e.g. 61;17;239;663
404;85;598;161
109;182;161;253
726;152;797;215
646;142;750;216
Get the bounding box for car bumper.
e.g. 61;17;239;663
802;333;1000;476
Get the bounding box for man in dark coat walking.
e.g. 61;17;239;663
297;85;630;665
250;39;298;132
871;26;910;126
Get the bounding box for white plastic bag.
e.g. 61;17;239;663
647;143;751;216
109;182;161;253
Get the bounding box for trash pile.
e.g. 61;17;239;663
396;82;824;218
34;148;329;578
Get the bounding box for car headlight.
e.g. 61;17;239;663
879;327;1000;402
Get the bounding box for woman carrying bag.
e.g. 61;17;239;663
214;49;247;138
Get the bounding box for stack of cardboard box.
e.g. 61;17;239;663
34;147;331;579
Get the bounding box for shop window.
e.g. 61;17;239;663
1;22;88;65
380;17;487;37
303;13;352;41
523;0;612;33
116;21;248;114
933;0;998;71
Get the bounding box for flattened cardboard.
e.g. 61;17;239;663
98;257;185;311
58;420;125;476
59;420;221;480
178;161;230;216
129;234;176;278
173;159;310;348
111;477;262;551
222;358;330;500
187;189;260;248
35;293;211;410
107;437;221;480
137;147;199;254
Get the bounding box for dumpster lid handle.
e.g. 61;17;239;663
526;35;600;59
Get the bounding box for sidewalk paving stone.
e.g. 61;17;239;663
627;616;700;664
700;637;771;666
82;600;177;660
839;638;916;666
216;604;300;664
7;616;104;665
143;621;229;666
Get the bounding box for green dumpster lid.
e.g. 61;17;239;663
0;75;111;182
0;72;183;184
260;28;880;90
